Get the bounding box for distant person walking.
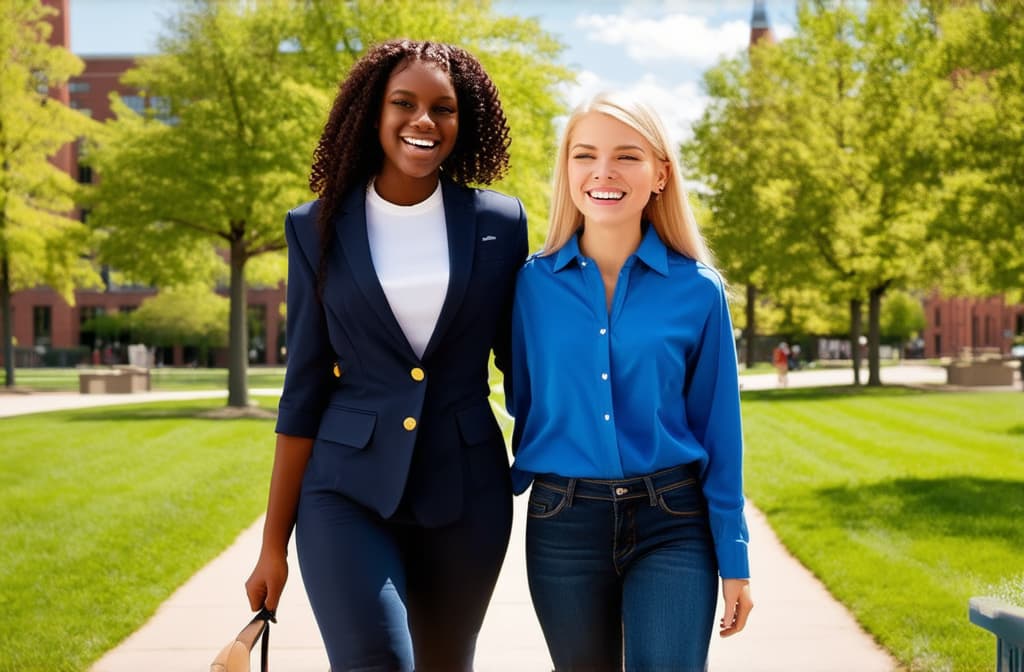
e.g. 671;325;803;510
773;342;790;388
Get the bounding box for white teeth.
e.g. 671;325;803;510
403;137;437;148
589;190;624;200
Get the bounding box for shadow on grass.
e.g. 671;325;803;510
814;476;1024;544
63;403;278;422
740;384;928;403
1009;424;1024;436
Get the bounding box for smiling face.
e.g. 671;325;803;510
375;58;459;204
566;111;668;230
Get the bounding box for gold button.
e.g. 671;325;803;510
403;417;417;431
332;363;341;378
410;367;425;382
615;487;628;496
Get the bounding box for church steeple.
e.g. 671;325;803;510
750;0;775;46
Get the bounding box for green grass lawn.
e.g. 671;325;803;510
1;387;1020;671
741;387;1024;672
0;397;279;672
9;367;286;392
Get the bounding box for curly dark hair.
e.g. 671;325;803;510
309;39;512;293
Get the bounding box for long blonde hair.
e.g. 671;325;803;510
542;91;713;267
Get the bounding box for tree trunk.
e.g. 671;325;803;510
227;233;248;407
745;284;757;369
867;285;887;387
2;252;14;388
850;298;863;386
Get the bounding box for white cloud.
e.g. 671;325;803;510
559;71;709;148
576;12;750;67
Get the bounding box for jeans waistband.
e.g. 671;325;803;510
532;463;700;507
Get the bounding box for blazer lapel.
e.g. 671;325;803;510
422;180;475;361
334;184;417;359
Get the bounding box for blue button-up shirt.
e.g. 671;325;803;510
508;225;749;578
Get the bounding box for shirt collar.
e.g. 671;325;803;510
551;222;669;276
552;232;583;272
635;223;670;276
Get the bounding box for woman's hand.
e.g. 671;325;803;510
245;547;289;612
719;578;753;637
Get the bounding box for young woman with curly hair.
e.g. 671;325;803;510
245;39;527;672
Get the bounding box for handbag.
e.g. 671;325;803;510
210;607;276;672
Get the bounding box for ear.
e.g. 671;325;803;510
655;160;670;192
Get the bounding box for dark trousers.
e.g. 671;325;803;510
526;464;718;672
296;470;512;672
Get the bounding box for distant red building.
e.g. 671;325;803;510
922;294;1024;359
2;0;285;368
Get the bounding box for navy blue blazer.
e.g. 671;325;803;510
276;179;528;527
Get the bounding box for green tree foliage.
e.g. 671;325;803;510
0;0;100;386
933;3;1024;300
89;0;570;407
131;284;228;354
688;1;947;384
88;0;330;406
880;290;926;347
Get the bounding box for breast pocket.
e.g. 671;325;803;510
316;405;377;452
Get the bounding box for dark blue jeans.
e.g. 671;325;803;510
526;464;718;672
296;471;512;672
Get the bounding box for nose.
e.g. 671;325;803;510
410;106;435;130
591;158;617;181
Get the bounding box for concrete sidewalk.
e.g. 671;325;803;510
87;498;898;672
7;367;963;671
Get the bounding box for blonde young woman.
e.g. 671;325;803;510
508;92;753;671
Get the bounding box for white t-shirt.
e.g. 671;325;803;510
365;181;450;359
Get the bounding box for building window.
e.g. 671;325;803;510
248;304;267;364
69;81;91;93
122;95;146;115
79;306;106;349
934;307;941;327
33;306;52;346
78;163;93;184
934;334;942;356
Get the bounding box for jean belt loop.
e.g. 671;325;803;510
643;476;658;506
564;478;577;508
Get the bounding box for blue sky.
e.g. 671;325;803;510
69;0;795;143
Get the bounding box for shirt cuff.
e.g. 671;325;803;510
711;507;751;579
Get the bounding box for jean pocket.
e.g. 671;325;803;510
527;482;569;519
656;478;704;517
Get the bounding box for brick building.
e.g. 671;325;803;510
922;294;1024;359
2;0;285;368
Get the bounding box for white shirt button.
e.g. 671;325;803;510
581;260;588;267
601;373;609;380
599;328;607;335
604;414;611;421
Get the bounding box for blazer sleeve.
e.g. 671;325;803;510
493;198;529;402
275;210;334;437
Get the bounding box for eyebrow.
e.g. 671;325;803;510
570;143;646;153
388;88;457;102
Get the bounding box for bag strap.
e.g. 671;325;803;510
235;607;276;672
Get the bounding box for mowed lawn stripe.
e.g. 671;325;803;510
0;399;278;672
742;389;1023;672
